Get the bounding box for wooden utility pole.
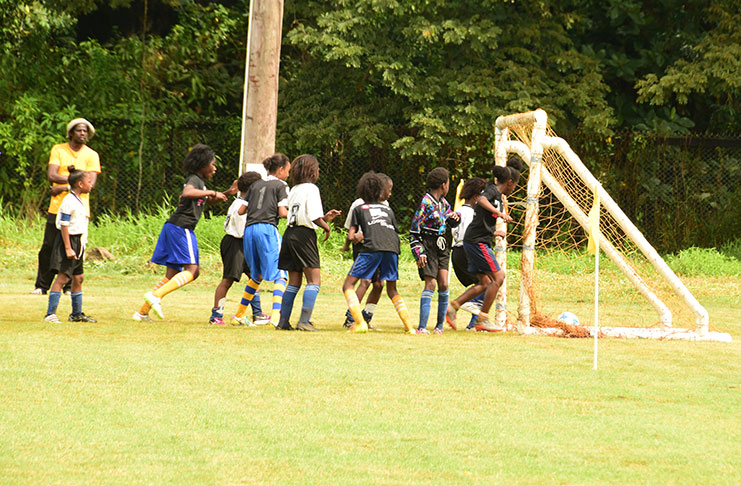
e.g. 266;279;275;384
239;0;284;175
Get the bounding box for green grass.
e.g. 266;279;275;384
1;214;740;484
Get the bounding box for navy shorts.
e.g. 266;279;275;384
151;222;199;269
349;252;398;281
463;241;500;275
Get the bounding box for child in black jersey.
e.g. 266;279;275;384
342;172;414;334
446;161;522;332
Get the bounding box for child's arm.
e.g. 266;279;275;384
60;225;77;260
348;226;364;244
181;184;228;203
476;196;513;223
313;209;341;243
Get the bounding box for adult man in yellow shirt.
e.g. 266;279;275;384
32;118;101;295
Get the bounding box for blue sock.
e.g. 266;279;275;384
279;285;300;326
467;315;478;329
251;291;263;316
71;291;82;315
418;289;433;330
47;291;62;316
472;292;484;305
299;284;320;323
436;290;449;330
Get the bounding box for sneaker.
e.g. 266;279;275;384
43;313;61;323
349;321;368;333
144;292;163;319
69;313;97;323
445;304;458;330
459;301;482;315
31;288;47;295
209;316;226;326
474;318;504;333
433;328;443;335
252;313;271;325
416;328;430;335
296;321;319;332
132;311;152;322
342;316;354;328
230;315;253;327
275;321;294;331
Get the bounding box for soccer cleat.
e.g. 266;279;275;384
144;292;164;319
230;315;253;327
296;321;319;332
342;316;353;328
30;288;47;295
69;313;97;323
132;311;152;322
252;313;271;325
349;321;368;333
459;301;482;315
43;313;61;323
209;316;226;326
275;321;294;331
416;328;430;335
433;328;443;335
474;318;504;333
445;304;458;330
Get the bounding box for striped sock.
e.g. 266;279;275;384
392;294;412;332
436;290;449;331
344;289;365;325
152;271;194;299
47;291;61;316
234;278;261;318
299;284;320;323
279;284;300;327
140;278;169;314
71;291;83;315
418;289;433;330
271;278;287;324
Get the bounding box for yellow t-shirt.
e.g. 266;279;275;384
47;143;101;217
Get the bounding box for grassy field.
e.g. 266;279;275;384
1;214;740;485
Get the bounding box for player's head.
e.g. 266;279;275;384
183;144;216;178
492;165;521;196
378;173;393;201
66;118;95;142
459;177;487;202
68;167;92;194
357;171;383;204
506;155;524;172
289;154;319;185
237;171;262;194
262;153;290;179
426;167;449;192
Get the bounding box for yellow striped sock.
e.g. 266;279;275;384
270;279;287;323
391;295;412;331
234;279;261;318
139;278;169;314
344;289;365;325
152;271;194;299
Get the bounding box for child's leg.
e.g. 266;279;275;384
233;277;262;319
213;278;235;310
435;269;450;331
478;270;504;324
387;281;413;333
345;278;372;325
277;271;302;328
46;273;69;317
363;280;384;323
138;277;170;316
251;291;263;317
70;274;83;314
418;276;436;330
342;276;366;327
152;265;197;299
270;277;287;325
298;268;321;324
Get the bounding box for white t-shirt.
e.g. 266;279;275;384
286;183;324;230
224;198;248;238
452;204;474;247
56;191;89;246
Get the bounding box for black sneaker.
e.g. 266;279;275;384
275;322;294;331
69;313;97;323
296;321;319;332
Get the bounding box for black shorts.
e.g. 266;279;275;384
416;234;451;280
452;245;477;287
279;226;320;272
50;233;84;278
220;234;251;281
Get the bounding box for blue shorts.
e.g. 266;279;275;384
349;252;398;281
463;241;500;275
151;222;199;269
243;223;286;282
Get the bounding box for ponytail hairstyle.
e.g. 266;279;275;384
67;167;86;189
289;154;319;185
459;177;487;201
262;153;290;175
492;165;520;185
506;155;524;172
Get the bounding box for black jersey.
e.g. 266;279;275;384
464;183;503;245
350;202;400;254
167;174;207;231
244;177;289;227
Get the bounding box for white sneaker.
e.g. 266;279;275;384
459;301;482;315
144;292;164;319
475;318;505;332
132;311;152;322
44;313;61;323
252;313;271;325
30;288;46;295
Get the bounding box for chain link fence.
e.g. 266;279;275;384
16;117;741;252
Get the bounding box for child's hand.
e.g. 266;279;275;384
321;226;331;242
212;191;228;202
417;254;427;268
448;212;460;222
50;184;69;196
494;230;506;239
324;209;341;222
65;248;77;260
351;232;364;244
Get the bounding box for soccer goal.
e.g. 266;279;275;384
492;109;731;342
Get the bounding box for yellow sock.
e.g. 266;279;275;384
152;271;194;299
234;279;261;318
344;289;366;325
139;278;169;314
391;295;413;332
451;300;460;311
270;279;287;323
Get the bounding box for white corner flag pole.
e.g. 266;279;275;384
238;0;255;172
588;187;601;370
